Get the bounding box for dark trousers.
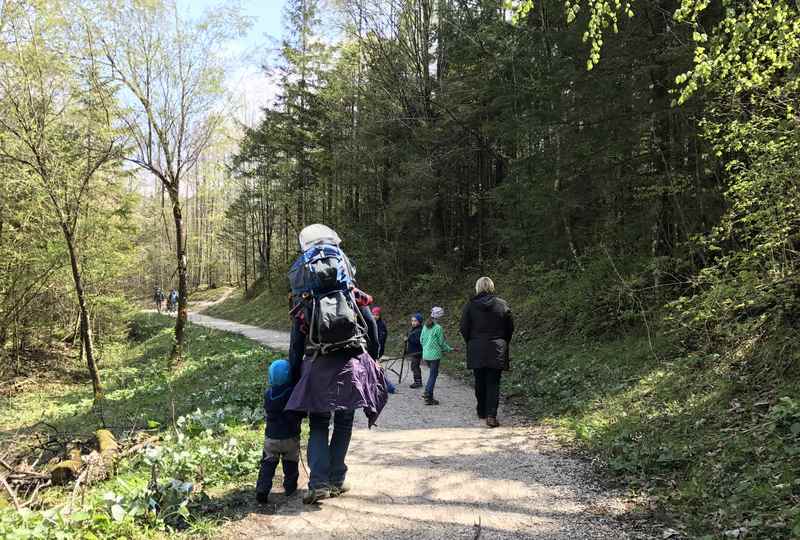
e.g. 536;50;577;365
256;448;299;496
308;410;355;489
409;353;422;384
474;368;502;418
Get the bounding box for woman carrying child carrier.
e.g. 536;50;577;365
285;224;389;504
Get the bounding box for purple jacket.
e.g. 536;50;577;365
285;350;389;427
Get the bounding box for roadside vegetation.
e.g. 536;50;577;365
0;314;278;539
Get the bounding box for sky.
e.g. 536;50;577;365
180;0;290;124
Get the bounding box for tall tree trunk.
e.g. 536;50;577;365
62;226;102;401
170;192;188;359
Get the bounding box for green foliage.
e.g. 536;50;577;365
0;314;279;539
0;405;261;538
444;282;800;538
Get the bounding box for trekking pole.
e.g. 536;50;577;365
399;341;407;384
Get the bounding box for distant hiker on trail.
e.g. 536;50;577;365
256;359;301;503
168;288;178;313
405;313;424;389
420;306;458;405
285;224;389;505
372;306;388;359
153;287;164;313
460;277;515;428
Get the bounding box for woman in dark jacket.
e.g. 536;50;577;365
459;277;514;428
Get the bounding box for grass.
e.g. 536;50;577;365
493;331;800;539
187;285;234;304
0;313;290;538
203;285;291;331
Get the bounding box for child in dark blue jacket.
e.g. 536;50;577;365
406;313;423;388
256;359;302;503
372;306;388;358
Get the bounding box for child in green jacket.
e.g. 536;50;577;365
420;306;457;405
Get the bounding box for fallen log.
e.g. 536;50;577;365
95;429;119;471
49;446;82;485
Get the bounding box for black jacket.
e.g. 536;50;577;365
459;293;514;370
264;383;302;439
406;326;422;356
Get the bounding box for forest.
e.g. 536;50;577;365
1;0;800;538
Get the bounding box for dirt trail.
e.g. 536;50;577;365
184;312;652;539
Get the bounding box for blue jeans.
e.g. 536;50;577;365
307;410;355;489
424;360;440;397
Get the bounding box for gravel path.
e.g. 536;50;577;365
186;313;651;539
187;312;291;351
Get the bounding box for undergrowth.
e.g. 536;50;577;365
0;313;284;539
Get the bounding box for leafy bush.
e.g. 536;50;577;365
0;405;262;538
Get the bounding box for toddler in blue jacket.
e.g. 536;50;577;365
256;359;302;503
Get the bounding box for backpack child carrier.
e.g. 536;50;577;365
288;244;368;356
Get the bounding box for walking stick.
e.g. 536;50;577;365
399;340;407;383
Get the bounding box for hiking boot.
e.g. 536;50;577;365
409;382;422;389
486;417;500;428
302;487;330;504
330;482;351;497
255;491;270;504
424;397;440;406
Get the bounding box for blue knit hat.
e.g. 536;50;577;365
413;312;423;323
268;359;290;386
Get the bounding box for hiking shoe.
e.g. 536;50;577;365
255;491;270;504
302;487;330;504
486;417;500;428
478;414;487;420
424;397;440;406
409;382;422;389
284;484;298;497
330;482;351;497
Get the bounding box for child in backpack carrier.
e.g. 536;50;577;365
256;359;301;503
